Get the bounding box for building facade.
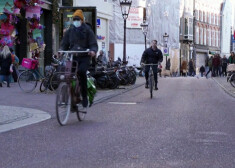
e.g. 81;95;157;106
193;0;223;72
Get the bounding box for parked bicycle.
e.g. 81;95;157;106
55;50;96;126
18;56;61;93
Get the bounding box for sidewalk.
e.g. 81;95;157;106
212;77;235;98
0;77;145;133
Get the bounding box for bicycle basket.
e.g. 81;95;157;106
22;58;38;70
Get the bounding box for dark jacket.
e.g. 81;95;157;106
60;23;98;53
141;47;163;64
199;66;205;73
0;53;12;76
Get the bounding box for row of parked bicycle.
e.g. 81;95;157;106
17;55;138;93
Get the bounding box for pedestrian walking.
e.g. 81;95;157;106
205;56;213;78
199;65;205;77
181;60;187;77
10;48;19;82
0;46;12;87
228;52;235;64
212;54;220;77
188;59;195;76
221;55;228;77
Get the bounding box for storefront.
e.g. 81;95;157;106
0;0;52;73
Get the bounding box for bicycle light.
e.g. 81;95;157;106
60;75;65;80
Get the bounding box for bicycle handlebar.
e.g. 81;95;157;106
58;50;90;54
141;63;159;66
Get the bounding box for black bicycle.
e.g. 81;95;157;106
142;63;158;98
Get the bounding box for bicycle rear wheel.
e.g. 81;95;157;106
40;78;49;92
18;70;37;93
56;82;71;126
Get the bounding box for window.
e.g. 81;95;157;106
209;28;211;46
215;14;217;25
199;11;203;21
200;27;203;45
209;13;211;24
205;12;207;23
207;28;209;45
212;29;215;46
211;14;214;25
203;12;205;22
204;28;207;45
195;10;199;20
196;26;199;44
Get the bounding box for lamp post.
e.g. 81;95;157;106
119;0;132;64
140;20;148;50
163;32;169;68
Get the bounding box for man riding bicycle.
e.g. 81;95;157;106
141;40;163;90
60;9;98;110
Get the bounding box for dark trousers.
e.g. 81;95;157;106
222;66;227;76
145;65;158;85
206;67;212;77
74;56;90;102
0;75;10;85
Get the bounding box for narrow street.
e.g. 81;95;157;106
0;77;234;168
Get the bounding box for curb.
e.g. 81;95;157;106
0;106;51;133
212;78;235;98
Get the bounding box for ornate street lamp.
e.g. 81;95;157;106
119;0;132;64
163;32;169;68
140;20;148;49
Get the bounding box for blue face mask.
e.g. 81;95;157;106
73;21;81;28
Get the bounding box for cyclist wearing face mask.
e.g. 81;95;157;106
60;9;98;110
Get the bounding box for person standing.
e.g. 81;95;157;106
0;46;12;87
141;40;163;90
97;50;107;66
221;55;228;77
188;59;195;76
60;9;98;110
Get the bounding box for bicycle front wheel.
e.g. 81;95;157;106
149;74;154;99
18;70;37;93
56;82;71;126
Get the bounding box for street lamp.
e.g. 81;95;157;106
140;20;148;49
119;0;132;64
163;32;169;68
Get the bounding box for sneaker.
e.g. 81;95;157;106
77;104;87;113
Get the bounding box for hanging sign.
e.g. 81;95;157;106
97;18;101;28
25;6;41;19
163;47;169;56
126;7;143;29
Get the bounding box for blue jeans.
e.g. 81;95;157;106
0;75;10;84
